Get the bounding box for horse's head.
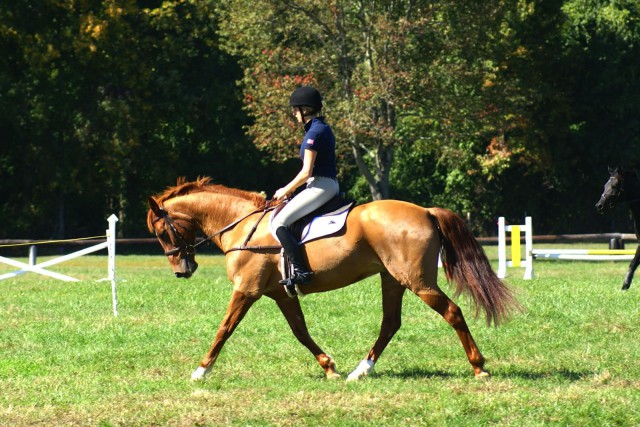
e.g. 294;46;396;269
147;197;199;278
596;167;624;213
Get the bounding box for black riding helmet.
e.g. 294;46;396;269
289;86;323;111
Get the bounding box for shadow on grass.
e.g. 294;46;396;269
495;368;591;381
373;368;591;382
375;369;455;380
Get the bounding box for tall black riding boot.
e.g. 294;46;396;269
275;226;313;286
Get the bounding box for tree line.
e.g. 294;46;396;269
1;0;639;240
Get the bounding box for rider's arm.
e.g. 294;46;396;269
274;149;317;200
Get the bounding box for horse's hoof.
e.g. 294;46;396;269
475;370;491;379
326;372;341;380
345;375;360;382
191;366;208;381
346;359;375;382
621;284;631;291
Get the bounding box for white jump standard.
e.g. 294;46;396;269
497;216;634;280
497;217;533;280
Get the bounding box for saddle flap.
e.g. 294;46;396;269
299;202;353;244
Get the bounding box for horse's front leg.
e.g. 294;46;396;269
274;296;340;379
191;289;258;381
622;245;640;290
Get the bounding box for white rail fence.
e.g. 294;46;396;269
0;215;119;316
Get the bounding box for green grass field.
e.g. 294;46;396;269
1;245;639;426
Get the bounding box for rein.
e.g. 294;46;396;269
155;203;281;256
224;207;282;254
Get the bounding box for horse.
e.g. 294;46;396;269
147;177;519;381
595;167;640;290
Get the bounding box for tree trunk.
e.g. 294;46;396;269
350;137;393;200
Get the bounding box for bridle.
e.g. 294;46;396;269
603;176;624;209
153;209;200;256
153;203;279;257
602;173;640;209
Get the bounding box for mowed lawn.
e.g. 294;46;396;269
1;245;639;426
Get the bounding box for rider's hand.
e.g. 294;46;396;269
273;188;289;201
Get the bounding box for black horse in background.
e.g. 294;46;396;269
595;167;640;290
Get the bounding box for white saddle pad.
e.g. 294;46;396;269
270;202;353;244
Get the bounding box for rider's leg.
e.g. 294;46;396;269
272;177;339;286
276;226;313;285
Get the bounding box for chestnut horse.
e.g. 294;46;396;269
147;177;518;381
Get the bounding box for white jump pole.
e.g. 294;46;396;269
531;248;635;260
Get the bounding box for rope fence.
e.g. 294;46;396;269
0;235;108;248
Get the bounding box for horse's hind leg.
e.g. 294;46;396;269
416;288;489;378
347;272;406;381
274;296;340;379
622;245;640;290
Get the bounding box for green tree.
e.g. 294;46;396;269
388;1;547;227
218;0;554;228
218;0;458;200
0;0;259;239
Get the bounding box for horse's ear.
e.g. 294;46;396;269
148;197;162;215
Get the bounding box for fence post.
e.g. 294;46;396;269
29;245;37;265
107;214;119;317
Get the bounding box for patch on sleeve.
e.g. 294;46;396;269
307;138;314;146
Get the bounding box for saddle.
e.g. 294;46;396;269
270;194;355;243
293;195;354;242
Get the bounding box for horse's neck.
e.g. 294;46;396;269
627;202;640;237
624;176;640;237
168;193;258;234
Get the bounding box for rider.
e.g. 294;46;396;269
272;86;339;286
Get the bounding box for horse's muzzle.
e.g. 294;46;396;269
595;201;605;213
176;258;198;278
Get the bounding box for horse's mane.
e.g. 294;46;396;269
147;177;269;232
154;177;267;208
621;168;638;180
611;167;639;184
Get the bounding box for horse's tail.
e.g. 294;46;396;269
427;207;520;326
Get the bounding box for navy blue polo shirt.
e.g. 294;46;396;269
299;117;337;178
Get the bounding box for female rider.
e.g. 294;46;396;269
272;86;339;286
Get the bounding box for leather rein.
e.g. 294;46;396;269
153;203;281;256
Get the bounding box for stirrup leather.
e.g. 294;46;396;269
280;249;312;298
